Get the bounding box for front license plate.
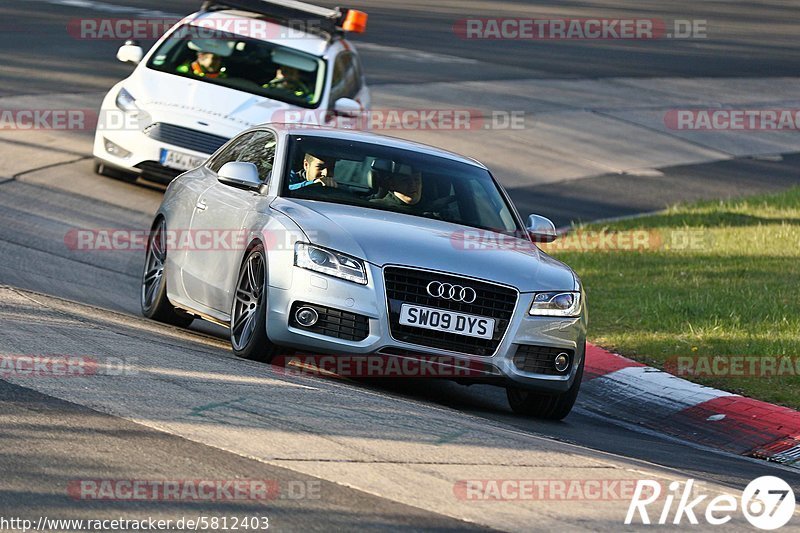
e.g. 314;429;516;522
160;148;205;171
399;304;495;339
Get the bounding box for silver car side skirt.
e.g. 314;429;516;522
170;296;231;328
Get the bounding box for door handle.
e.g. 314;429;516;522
195;200;207;211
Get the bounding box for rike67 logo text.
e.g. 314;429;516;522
627;476;795;530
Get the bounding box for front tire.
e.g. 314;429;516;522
94;159;139;183
230;244;280;362
141;218;194;328
506;351;584;420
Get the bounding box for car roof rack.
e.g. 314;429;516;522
200;0;366;41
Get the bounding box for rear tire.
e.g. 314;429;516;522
506;351;584;420
141;217;194;328
230;244;280;363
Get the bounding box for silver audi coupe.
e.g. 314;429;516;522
142;124;587;419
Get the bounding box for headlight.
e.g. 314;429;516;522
529;291;581;317
294;243;367;285
115;88;139;113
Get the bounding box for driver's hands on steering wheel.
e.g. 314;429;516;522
314;176;338;188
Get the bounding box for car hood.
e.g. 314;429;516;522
126;70;305;135
272;199;577;292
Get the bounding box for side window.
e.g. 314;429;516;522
207;132;257;173
236;130;277;183
352;53;364;88
330;52;362;102
207;131;277;183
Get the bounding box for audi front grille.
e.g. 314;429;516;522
383;266;518;356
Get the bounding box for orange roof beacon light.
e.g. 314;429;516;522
340;9;368;34
202;1;368;39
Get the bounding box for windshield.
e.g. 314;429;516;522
283;135;521;233
146;24;325;108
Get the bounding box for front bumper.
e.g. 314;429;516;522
93;125;213;184
265;264;586;393
91;87;233;183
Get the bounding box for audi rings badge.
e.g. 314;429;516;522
426;281;477;303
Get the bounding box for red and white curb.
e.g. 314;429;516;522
581;344;800;468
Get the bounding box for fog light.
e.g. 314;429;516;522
554;353;570;373
295;306;319;327
104;138;132;158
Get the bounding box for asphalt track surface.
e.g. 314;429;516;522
5;0;800;93
1;0;800;530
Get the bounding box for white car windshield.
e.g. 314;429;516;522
147;25;325;108
284;135;521;233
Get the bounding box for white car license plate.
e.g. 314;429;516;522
160;149;205;171
399;304;495;339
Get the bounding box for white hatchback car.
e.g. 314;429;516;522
93;0;370;183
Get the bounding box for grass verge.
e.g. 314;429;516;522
544;186;800;409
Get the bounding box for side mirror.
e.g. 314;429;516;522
527;214;558;243
218;162;261;189
332;97;362;117
117;41;144;65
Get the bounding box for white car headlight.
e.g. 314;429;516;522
115;88;139;113
529;291;581;317
294;243;367;285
